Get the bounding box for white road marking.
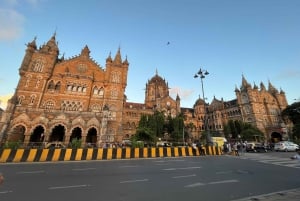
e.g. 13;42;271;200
72;168;96;171
185;179;239;188
163;167;201;171
172;174;196;179
48;184;90;190
185;182;205;188
0;190;13;194
216;170;233;174
208;179;239;185
119;165;139;168
16;170;45;174
120;179;149;184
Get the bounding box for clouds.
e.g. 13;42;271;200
169;87;194;106
0;94;12;109
0;0;41;41
0;8;25;41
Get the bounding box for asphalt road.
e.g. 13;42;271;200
0;152;299;201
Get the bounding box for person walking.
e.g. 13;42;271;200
233;143;239;156
0;173;4;185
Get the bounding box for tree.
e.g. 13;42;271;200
281;102;300;142
223;120;264;141
281;102;300;124
134;111;165;143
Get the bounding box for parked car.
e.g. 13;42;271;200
45;142;66;149
246;142;267;153
274;141;299;152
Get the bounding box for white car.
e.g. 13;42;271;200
274;141;299;152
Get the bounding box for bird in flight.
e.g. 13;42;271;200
166;41;170;45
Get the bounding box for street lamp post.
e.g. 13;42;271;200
194;68;210;144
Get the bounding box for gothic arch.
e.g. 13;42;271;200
271;132;282;143
49;124;66;142
8;124;27;142
29;125;45;143
70;127;82;142
86;127;98;144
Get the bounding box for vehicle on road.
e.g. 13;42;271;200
246;142;268;152
45;141;66;149
274;141;299;152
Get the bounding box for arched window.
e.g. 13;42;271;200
48;80;55;89
93;87;98;95
55;81;61;91
17;96;25;105
29;94;36;105
99;87;104;97
35;77;42;88
25;74;32;87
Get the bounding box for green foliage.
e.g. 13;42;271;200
2;141;21;149
223;120;264;141
135;127;155;142
281;102;300;124
70;138;82;148
281;102;300;141
292;123;300;143
169;114;185;141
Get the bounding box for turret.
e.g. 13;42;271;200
19;37;37;72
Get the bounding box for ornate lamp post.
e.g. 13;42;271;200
194;68;210;144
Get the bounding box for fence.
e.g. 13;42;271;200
0;146;222;163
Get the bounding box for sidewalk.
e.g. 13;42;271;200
232;188;300;201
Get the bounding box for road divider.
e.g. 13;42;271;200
0;146;222;163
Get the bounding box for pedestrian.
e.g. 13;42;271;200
291;149;300;160
197;142;206;156
0;173;4;185
233;143;239;156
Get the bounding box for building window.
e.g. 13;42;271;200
48;80;55;90
45;101;54;111
25;74;32;87
35;77;41;88
17;96;25;105
111;71;121;83
99;88;104;98
29;95;36;105
111;88;118;99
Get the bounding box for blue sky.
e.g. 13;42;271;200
0;0;300;109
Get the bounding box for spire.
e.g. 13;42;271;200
80;45;90;58
253;82;258;89
260;82;266;91
106;52;112;63
123;55;129;65
113;47;122;64
241;74;251;91
40;33;59;55
27;36;37;50
268;80;279;94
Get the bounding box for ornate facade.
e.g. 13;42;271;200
0;34;289;146
183;75;289;142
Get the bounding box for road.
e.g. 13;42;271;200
0;151;299;201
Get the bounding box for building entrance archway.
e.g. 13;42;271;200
86;127;97;144
271;132;282;143
9;125;26;142
50;124;65;142
30;125;45;143
70;127;82;142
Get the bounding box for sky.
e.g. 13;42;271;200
0;0;300;109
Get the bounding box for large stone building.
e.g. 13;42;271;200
0;34;289;147
183;75;289;142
